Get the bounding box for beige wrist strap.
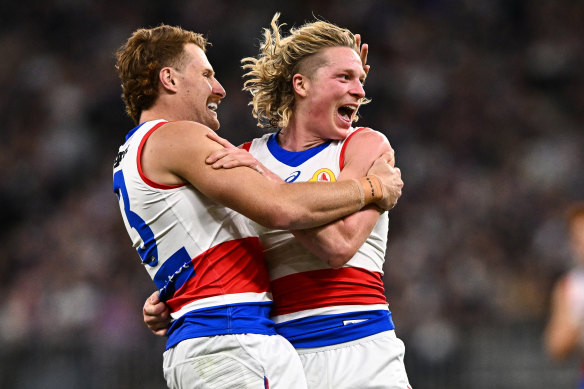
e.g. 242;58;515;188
357;175;383;206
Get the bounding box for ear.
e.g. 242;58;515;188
159;67;178;92
292;73;309;97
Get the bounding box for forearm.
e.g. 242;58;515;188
214;177;380;231
165;123;387;231
291;206;380;267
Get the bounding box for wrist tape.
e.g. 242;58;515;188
357;175;383;206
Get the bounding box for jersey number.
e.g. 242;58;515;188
113;170;193;300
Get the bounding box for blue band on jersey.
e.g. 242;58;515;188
113;170;159;266
166;303;277;350
154;247;195;302
266;132;332;167
125;122;146;141
275;310;394;349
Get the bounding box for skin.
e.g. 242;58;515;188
137;43;401;230
143;36;403;334
209;45;399;267
545;213;584;360
283;45;393;267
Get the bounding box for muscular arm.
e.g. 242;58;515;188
142;121;387;230
291;129;400;268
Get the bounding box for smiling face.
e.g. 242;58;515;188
174;43;226;130
294;46;366;141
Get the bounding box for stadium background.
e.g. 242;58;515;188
1;0;583;387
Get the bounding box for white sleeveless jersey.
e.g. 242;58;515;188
243;127;394;348
113;120;275;349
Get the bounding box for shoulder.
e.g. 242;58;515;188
154;120;213;137
339;127;394;173
344;127;391;156
146;120;217;149
144;120;222;162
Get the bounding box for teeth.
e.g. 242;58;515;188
207;102;218;111
339;105;355;120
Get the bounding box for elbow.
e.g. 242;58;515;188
324;241;358;268
327;256;350;269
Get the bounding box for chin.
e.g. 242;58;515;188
208;120;220;131
337;124;351;135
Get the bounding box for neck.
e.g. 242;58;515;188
277;116;327;151
140;96;185;124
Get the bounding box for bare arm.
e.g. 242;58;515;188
291;129;401;268
205;128;401;267
545;277;582;360
205;131;283;183
142;121;393;230
141;130;401;336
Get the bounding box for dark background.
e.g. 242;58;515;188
1;1;583;387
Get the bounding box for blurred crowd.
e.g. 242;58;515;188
1;0;583;387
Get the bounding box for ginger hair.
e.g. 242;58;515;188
115;25;208;124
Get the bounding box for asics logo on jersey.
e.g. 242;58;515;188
285;171;301;182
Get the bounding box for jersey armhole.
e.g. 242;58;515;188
137;121;185;190
339;127;368;171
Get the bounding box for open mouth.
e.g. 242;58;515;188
207;101;218;112
338;105;356;122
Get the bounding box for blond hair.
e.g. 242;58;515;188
115;25;208;124
242;13;369;129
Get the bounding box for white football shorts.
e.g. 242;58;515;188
163;333;308;388
296;330;411;389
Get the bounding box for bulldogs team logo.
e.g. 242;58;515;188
309;168;336;182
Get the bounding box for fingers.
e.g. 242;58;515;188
355;33;370;75
148;290;160;304
143;292;167;316
206;151;256;168
379;150;395;167
206;147;262;170
143;291;171;336
206;131;236;149
206;149;231;165
367;156;403;211
360;43;368;67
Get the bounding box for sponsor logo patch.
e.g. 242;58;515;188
285;170;301;183
310;168;336;182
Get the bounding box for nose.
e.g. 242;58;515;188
213;79;226;98
350;80;365;99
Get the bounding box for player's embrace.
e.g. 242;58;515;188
142;14;411;389
114;22;403;389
